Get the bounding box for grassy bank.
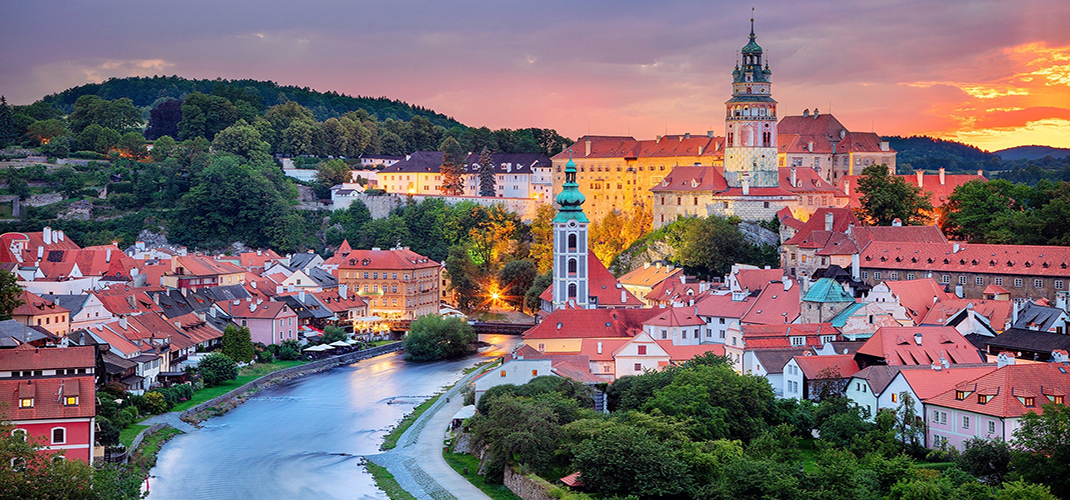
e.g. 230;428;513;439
365;461;417;500
119;424;148;448
168;359;309;413
130;427;183;471
443;452;522;500
380;393;442;450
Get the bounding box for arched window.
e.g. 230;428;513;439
568;283;577;299
568;258;577;274
567;233;577;251
52;427;65;445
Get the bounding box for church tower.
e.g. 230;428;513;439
724;17;779;189
552;156;589;310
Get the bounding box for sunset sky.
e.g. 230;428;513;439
2;1;1069;152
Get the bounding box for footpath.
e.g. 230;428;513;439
365;367;491;500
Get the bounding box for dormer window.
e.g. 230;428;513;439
1024;397;1035;407
955;391;966;401
978;394;988;404
1052;395;1064;405
19;398;33;409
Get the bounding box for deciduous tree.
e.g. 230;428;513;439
439;136;467;195
145;99;183;140
198;352;238;387
0;269;25;320
402;314;474;361
855;164;934;225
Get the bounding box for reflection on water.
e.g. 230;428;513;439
147;334;521;499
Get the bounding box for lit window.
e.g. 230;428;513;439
18;398;32;408
531;370;538;376
891;393;898;403
1024;397;1035;407
500;370;506;377
64;396;77;406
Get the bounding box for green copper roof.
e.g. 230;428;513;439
829;302;866;328
802;278;856;303
554;157;589;223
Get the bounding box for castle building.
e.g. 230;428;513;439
723;19;778;190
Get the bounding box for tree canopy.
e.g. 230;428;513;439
855;164;934;225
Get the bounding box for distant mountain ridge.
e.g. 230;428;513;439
37;75;463;128
885;135;1000;173
993;145;1070;161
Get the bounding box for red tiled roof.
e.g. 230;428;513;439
644;307;705;327
649;165;728;193
984;284;1010;295
897;366;998;401
2;376;95;420
742;323;837;349
524;308;663;340
338;247;439;271
321;240;354;268
884;278;957;324
0;229;80;265
578;338;631;361
733;268;784;293
240;250;283;269
617;264;683;289
920;299;1012;331
862;241;1070;278
857;326;985;365
215;298;293;320
92;288;164;316
779;167;844;194
646;279;704;304
659;342;726;362
311;291;367;314
0;344;95;371
793;354;859;379
740;282;800;325
783;207;860;246
552;135;725;161
926;363;1070;418
171;255;246;277
12;290;70;317
694;292;754;319
843;173;986;209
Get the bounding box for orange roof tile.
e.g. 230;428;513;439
524;308;663;340
862;241;1070;279
793;354;859;379
740;283;800;325
897;366;998;401
857;326;985;366
926;363;1070;418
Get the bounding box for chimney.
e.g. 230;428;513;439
977;169;983;177
939;167;946;185
742;175;750;196
106;248;112;263
813;108;819;118
880;140;890;152
585;139;592;157
621;290;627;303
707;130;715;138
807;141;814;153
119;316;127;329
916;170;923;188
251;280;257;289
953;242;960;253
43;227;52;245
783;279;792;291
843;178;850;195
299;290;306;302
684;133;690;139
997;351;1015;368
913;332;923;345
597;341;603;354
892;218;902;227
37;246;43;260
931;361;941;371
1051;349;1069;363
791;166;798;187
339;284;348;299
941;357;949;370
803;109;810;117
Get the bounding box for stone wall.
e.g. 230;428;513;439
503;467;556;500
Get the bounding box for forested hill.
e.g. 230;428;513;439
994;145;1070;161
886;135;1001;173
38;75;462;128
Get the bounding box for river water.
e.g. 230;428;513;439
147;334;522;499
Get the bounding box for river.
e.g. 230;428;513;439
147;334;522;499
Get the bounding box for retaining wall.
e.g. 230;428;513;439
504;467;556;500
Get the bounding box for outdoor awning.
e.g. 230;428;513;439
452;405;476;421
356;316;382;322
329;341;350;348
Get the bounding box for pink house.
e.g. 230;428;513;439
924;361;1070;450
215;298;299;345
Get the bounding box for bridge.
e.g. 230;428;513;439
385;320;532;336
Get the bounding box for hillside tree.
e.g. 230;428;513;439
439;136;467;195
0;269;25;320
478;147;495;196
0;96;19;146
221;324;255;363
855;164;933;225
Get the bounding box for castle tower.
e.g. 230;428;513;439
724;17;778;189
552;156;589;310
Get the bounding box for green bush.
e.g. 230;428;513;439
143;391;170;414
276;339;302;361
403;315;475;361
198;353;238;387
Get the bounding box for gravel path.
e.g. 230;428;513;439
366;368;491;500
140;412;198;434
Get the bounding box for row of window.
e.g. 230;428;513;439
35;315;67;326
11;427;68;444
860;271;1064;290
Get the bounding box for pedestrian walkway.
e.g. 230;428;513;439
140;412;198;433
366;367;491;500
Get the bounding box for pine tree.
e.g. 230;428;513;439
0;96;18;147
439;136;467;195
221;324;255;363
477;147;496;197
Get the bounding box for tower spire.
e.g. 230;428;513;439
750;8;755;38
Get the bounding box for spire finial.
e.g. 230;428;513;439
750;8;755;37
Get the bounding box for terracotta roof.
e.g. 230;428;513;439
578;338;631;361
322;240;354;268
733;268;784;293
783;207;860;246
740;282;800;325
659;342;726;362
926;363;1070;418
0;229;80;265
382;151;550;174
338;247;439;271
646;278;704;304
0;344;95;371
777;114;892;155
310;291;367;314
171;255;246;277
524;308;663;340
897;366;998;401
617;265;683;289
649;165;728;193
793;354;859;379
884;278;957;324
856;326;985;366
215;298;294;320
920;299;1011;331
1;376;95;420
742;323;837;349
12;290;70;317
862;241;1070;279
644;307;706;327
552;135;725;161
984;284;1010;295
693;292;754;319
780;166;844;194
92;288;164;316
240;250;283;269
843;173;986;209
